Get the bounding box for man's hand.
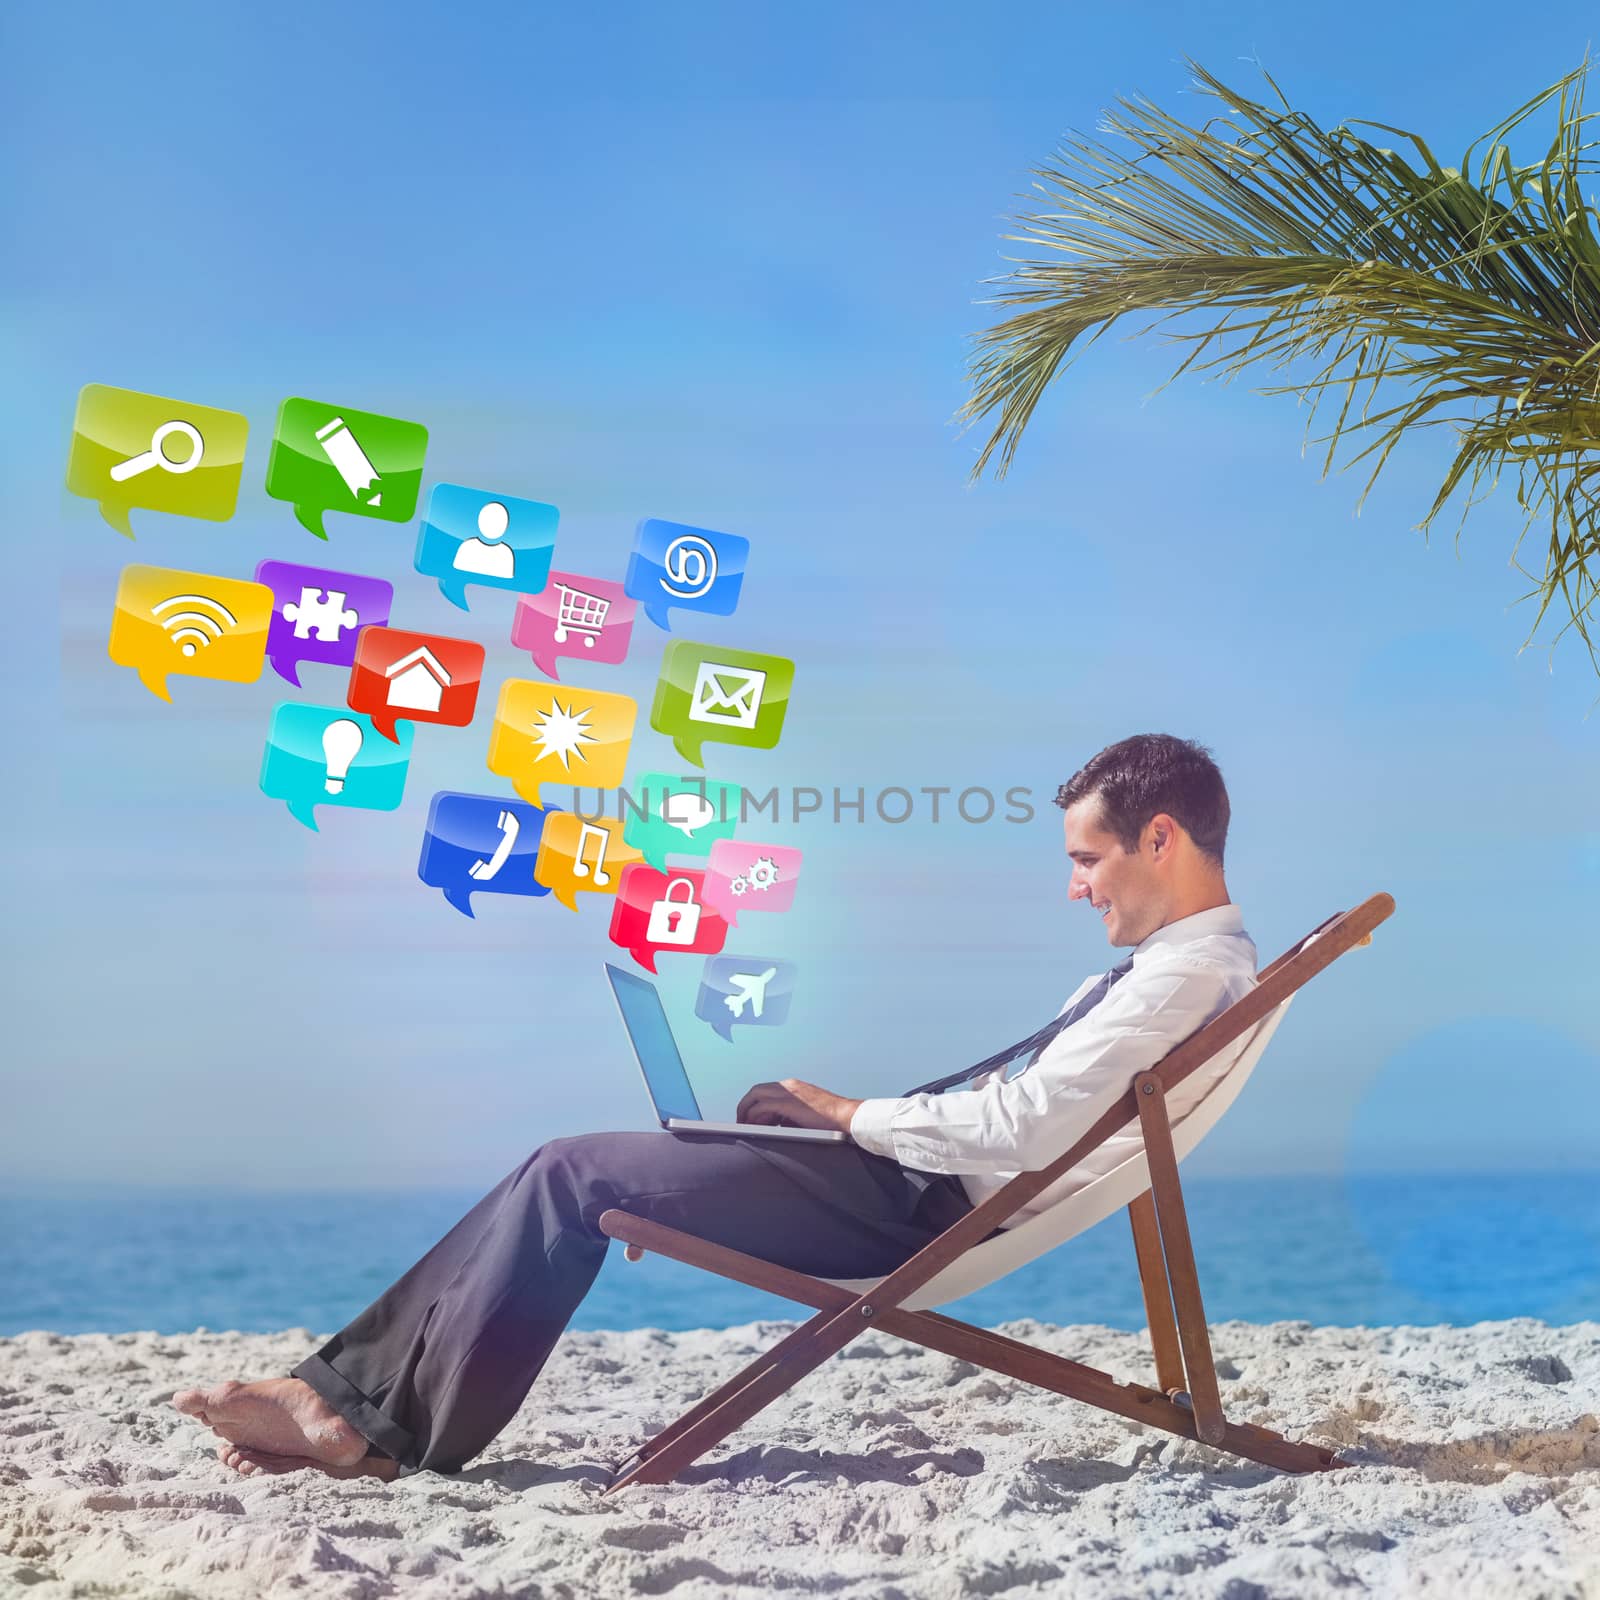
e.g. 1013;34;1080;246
736;1078;863;1135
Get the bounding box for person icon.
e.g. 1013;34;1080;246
452;501;516;579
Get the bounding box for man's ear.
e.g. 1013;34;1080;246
1147;813;1176;859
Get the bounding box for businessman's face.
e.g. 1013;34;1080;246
1063;797;1166;947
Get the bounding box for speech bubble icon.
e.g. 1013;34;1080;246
260;704;412;831
623;518;748;631
511;571;636;680
695;956;796;1041
254;560;393;687
606;864;728;973
701;840;803;927
649;641;793;769
619;771;740;871
265;397;428;540
533;813;644;911
67;384;249;540
418;791;559;917
414;483;559;611
107;564;273;702
486;679;636;809
346;626;486;743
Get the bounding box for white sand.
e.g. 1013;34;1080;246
1;1318;1596;1599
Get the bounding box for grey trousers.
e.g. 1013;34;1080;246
290;1130;990;1475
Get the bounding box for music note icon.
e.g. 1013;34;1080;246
572;821;612;886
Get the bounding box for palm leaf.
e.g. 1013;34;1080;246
960;56;1600;677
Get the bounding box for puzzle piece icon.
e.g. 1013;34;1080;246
283;586;360;643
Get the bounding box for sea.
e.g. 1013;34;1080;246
2;1171;1596;1339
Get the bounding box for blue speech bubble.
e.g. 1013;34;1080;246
694;955;796;1042
623;519;748;631
415;483;559;612
260;704;412;831
418;792;560;917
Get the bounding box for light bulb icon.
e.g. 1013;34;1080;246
321;717;364;794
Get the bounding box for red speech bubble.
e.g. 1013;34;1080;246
347;626;485;743
607;863;728;974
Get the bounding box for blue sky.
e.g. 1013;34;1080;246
5;0;1598;1188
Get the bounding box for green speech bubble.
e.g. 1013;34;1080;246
265;397;428;540
622;771;742;870
66;384;248;539
649;641;794;768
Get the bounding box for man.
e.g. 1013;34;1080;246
174;733;1256;1482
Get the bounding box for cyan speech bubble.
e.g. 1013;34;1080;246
415;483;558;611
260;704;412;831
694;956;796;1041
700;840;803;927
418;792;558;917
623;518;748;631
621;772;741;871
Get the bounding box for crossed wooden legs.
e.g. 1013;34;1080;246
597;1082;1342;1491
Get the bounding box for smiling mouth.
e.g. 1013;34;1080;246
1096;902;1112;920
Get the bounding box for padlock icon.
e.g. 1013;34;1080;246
646;877;703;945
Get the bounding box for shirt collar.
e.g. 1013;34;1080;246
1130;903;1245;959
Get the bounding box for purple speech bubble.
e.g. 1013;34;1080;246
255;560;393;687
700;840;803;926
511;571;636;681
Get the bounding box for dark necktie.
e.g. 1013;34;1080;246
900;957;1136;1097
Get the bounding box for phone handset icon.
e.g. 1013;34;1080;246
469;809;521;881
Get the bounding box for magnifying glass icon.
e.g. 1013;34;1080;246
109;420;206;482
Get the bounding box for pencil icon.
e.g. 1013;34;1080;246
315;416;382;506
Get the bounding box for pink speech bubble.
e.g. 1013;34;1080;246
700;840;803;926
512;572;637;681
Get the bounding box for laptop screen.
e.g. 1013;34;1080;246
605;964;704;1123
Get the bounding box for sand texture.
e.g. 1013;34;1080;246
1;1317;1596;1599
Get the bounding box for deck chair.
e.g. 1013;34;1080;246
597;892;1395;1490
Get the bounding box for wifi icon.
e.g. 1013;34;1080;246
151;592;240;657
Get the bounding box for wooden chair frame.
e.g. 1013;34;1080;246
597;892;1395;1491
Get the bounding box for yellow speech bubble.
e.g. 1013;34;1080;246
486;679;636;808
533;814;644;911
108;564;272;701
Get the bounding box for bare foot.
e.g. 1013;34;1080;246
172;1378;368;1467
215;1440;399;1481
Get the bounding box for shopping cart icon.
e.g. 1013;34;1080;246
552;583;611;647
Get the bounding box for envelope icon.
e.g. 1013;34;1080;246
689;661;766;728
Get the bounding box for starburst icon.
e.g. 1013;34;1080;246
529;695;598;769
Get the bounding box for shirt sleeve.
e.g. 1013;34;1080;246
848;959;1243;1174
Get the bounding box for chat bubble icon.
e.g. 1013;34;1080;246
415;483;559;611
347;625;486;743
623;518;748;631
260;704;412;831
650;641;793;768
108;564;272;702
67;384;249;540
486;679;636;809
265;397;428;540
701;840;803;926
620;771;740;871
255;560;393;687
606;864;728;973
418;791;559;917
533;813;644;911
695;956;796;1041
511;571;636;679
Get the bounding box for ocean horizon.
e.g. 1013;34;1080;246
3;1169;1596;1339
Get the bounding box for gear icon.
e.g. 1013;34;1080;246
729;875;751;895
746;856;781;890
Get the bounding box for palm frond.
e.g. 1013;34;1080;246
961;56;1600;676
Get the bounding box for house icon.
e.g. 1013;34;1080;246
384;646;452;712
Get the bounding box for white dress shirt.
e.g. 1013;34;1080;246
848;905;1258;1228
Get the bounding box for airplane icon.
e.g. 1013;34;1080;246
723;966;779;1020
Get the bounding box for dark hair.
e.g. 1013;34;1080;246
1054;734;1230;866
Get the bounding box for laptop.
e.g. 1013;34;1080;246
604;962;849;1143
